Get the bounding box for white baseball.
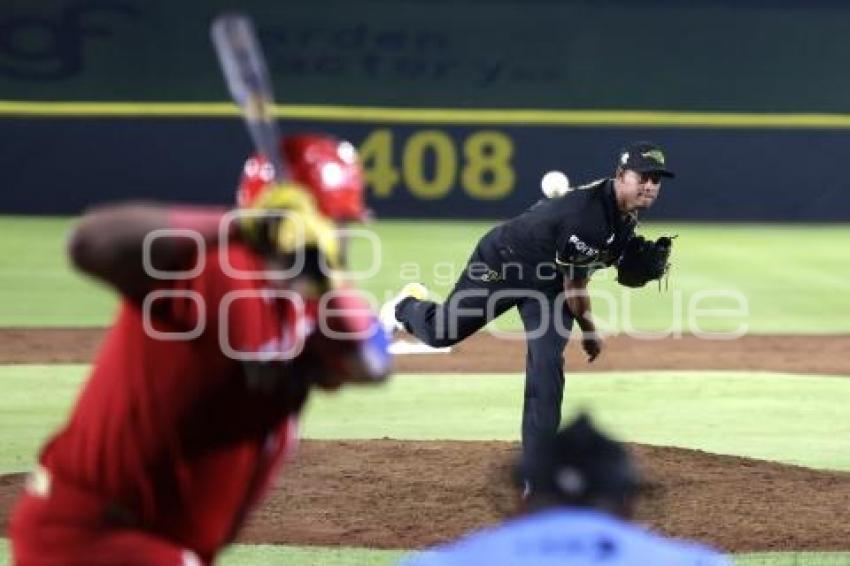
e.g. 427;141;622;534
541;170;570;198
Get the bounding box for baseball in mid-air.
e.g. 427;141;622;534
541;170;570;198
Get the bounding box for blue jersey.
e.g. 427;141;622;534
400;509;729;566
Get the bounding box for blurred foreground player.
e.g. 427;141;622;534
237;133;367;265
401;414;729;566
10;184;391;565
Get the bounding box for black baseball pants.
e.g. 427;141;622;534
396;227;575;469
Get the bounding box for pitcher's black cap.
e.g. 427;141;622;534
618;141;674;178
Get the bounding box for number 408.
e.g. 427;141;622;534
358;129;515;200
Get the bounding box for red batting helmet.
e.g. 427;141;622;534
237;134;367;222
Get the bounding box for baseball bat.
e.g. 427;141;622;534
211;13;287;183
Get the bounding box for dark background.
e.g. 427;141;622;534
2;0;849;220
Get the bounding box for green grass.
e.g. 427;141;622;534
2;366;848;474
220;550;850;566
2;366;849;563
0;365;87;473
2;215;849;564
735;553;850;565
0;539;407;566
367;221;850;335
2;540;850;566
1;216;850;332
0;217;117;326
306;371;850;472
219;544;405;565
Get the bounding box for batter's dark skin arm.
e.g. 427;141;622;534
68;203;230;302
565;277;603;362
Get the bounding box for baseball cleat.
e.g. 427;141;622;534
380;282;428;333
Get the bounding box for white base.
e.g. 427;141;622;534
389;339;453;355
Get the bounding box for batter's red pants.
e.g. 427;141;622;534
9;467;202;566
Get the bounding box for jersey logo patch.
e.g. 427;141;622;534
568;234;599;258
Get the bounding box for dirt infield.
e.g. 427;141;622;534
2;441;849;553
1;328;849;553
245;440;850;552
2;328;850;375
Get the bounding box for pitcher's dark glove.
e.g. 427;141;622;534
616;235;674;288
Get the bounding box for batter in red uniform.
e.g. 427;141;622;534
10;183;391;565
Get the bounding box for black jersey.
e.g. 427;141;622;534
500;179;636;280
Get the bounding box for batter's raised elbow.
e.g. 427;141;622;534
66;219;98;274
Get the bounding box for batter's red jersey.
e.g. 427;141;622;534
37;243;304;560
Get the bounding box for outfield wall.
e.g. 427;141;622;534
3;1;850;220
2;111;849;220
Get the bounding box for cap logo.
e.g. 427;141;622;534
642;149;665;165
620;152;629;165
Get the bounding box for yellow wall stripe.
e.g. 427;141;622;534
4;100;850;128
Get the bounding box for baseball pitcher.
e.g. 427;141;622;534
383;141;675;487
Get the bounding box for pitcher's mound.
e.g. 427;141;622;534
2;441;849;553
239;440;850;552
